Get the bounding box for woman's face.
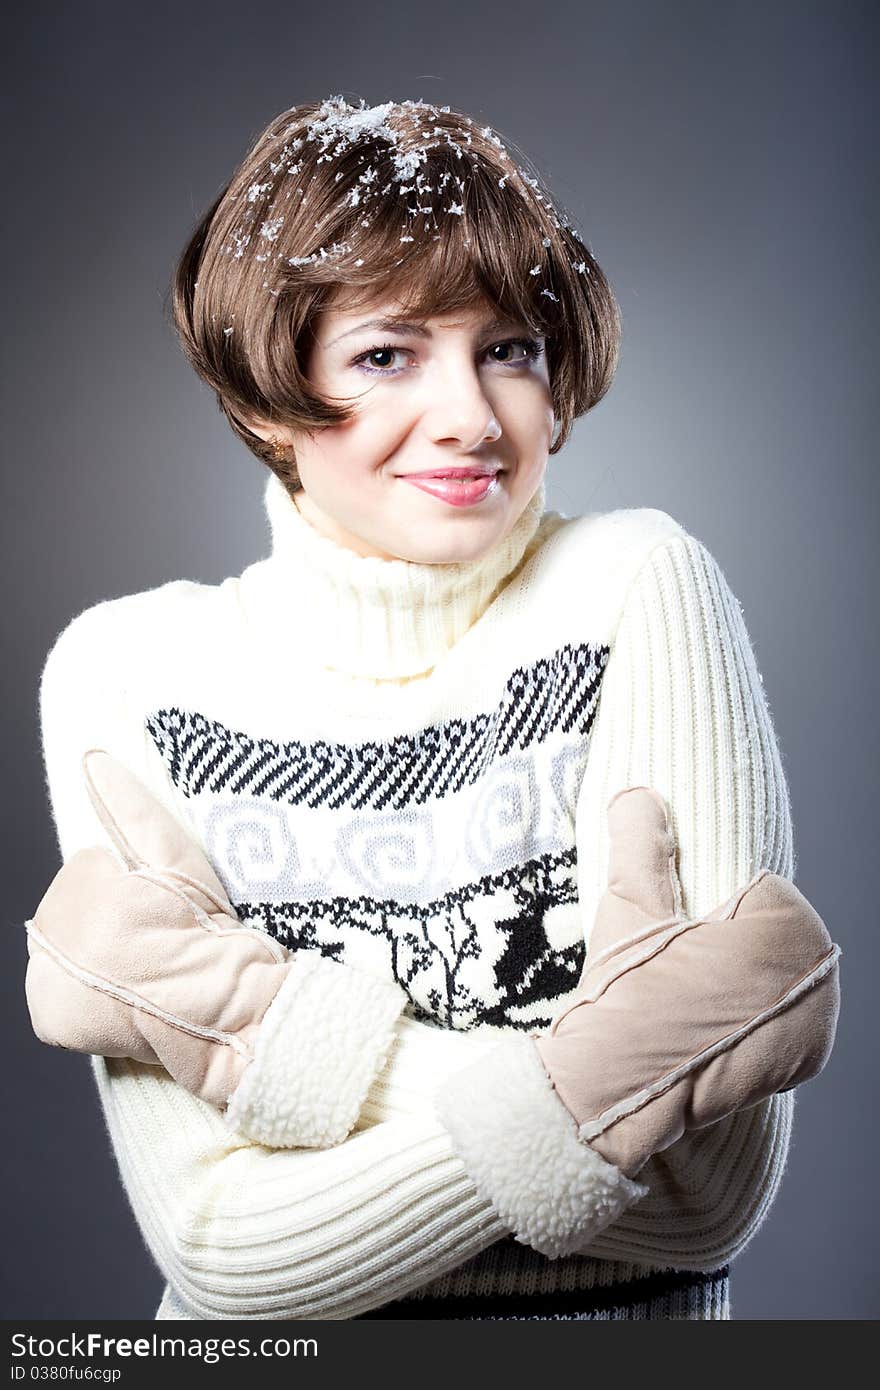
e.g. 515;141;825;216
257;291;554;562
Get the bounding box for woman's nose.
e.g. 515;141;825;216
421;361;503;449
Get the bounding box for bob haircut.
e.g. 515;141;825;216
172;95;621;493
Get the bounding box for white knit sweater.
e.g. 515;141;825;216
37;472;796;1320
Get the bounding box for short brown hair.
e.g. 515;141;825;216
171;95;621;492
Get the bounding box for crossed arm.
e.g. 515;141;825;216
29;534;838;1317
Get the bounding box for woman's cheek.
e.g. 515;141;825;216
358;418;417;472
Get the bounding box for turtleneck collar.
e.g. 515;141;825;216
255;472;548;680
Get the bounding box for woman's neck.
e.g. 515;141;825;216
256;472;549;680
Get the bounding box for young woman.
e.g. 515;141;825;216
25;95;839;1321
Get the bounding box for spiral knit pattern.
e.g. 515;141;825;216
38;471;795;1320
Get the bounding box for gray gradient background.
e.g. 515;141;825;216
2;0;875;1320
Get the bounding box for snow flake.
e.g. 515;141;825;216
306;95;398;151
540;289;559;301
392;148;428;181
447;202;464;215
230;228;252;259
259;216;285;242
529;265;541;276
247;180;273;203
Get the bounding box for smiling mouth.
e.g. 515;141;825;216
397;468;502;480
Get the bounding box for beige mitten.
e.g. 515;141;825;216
25;750;407;1148
434;786;841;1257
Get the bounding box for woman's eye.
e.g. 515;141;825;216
353;344;408;376
489;338;543;365
365;347;401;371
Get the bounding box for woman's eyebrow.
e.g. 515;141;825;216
325;314;519;348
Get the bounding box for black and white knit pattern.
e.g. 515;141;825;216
145;642;609;1030
145;642;609;810
236;849;583;1031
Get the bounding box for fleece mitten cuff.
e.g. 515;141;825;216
435;1031;647;1258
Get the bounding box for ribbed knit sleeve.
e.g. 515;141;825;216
572;533;796;1269
90;1054;510;1318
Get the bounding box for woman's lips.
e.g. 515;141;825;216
399;473;500;507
